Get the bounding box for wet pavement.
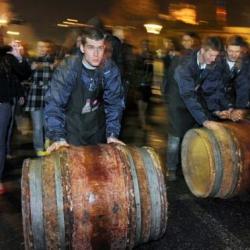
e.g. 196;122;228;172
0;92;250;249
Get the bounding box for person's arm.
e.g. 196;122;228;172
174;62;208;125
215;62;250;121
7;50;31;81
44;56;79;142
202;120;220;130
102;60;125;144
6;54;31;100
227;65;250;122
234;67;250;109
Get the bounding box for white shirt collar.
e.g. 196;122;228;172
197;51;207;69
82;58;97;70
226;60;235;70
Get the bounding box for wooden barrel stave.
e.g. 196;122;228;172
212;126;239;198
139;147;162;241
128;147;152;244
115;145;139;247
29;159;46;250
221;122;250;197
42;156;60;249
22;159;34;250
144;147;168;239
203;129;224;197
53;154;66;250
115;146;136;249
60;151;73;249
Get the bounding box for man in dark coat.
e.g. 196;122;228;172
45;27;125;153
215;36;250;121
165;36;223;181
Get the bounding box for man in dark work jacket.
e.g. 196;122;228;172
215;36;250;121
45;27;125;152
165;36;223;181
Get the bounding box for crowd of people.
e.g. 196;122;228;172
163;33;250;181
0;21;250;194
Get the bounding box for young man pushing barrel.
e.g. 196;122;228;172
44;27;125;152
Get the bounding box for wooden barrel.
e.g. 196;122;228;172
21;144;168;250
181;120;250;199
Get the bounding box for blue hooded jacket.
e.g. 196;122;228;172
44;55;125;142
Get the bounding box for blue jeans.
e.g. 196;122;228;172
166;134;181;171
0;103;11;180
6;98;17;155
31;109;45;151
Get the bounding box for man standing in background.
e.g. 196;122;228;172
25;40;56;156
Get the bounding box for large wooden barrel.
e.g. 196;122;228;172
182;120;250;199
21;144;168;250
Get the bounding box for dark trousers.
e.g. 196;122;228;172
166;134;181;171
0;103;11;180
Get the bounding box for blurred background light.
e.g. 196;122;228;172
6;30;20;35
144;23;163;34
66;18;78;23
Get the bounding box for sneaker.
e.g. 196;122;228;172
0;183;7;195
36;150;49;157
168;170;177;181
6;154;14;159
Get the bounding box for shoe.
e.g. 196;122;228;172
6;154;14;159
168;170;177;181
0;183;7;195
36;150;49;157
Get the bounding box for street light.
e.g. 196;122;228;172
57;23;69;28
6;30;20;36
0;19;7;25
66;18;78;23
144;23;163;34
0;16;8;45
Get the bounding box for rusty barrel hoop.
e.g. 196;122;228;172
22;144;168;250
181;121;250;198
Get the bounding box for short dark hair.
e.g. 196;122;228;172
80;27;105;45
202;36;223;52
226;35;247;47
183;31;200;40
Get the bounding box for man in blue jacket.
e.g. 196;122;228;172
215;36;250;121
166;36;224;180
44;27;125;152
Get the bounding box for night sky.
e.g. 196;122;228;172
8;0;250;42
9;0;117;41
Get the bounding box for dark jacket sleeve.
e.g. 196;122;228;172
235;64;250;109
174;61;208;125
217;59;250;110
44;56;80;141
7;54;31;97
10;56;31;81
102;59;125;138
201;66;226;112
217;80;232;110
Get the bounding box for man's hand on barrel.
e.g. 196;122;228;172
46;140;70;153
230;109;248;122
203;120;220;130
214;108;233;119
107;137;126;145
